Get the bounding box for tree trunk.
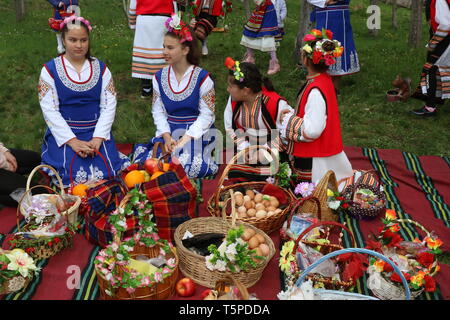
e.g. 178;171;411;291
369;0;379;36
408;0;423;47
294;1;314;65
244;0;251;19
15;0;26;22
392;0;398;29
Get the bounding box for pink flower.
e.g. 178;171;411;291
167;258;176;268
324;54;336;66
303;34;316;42
126;287;136;294
141;276;151;286
162;267;171;274
152;233;160;241
96;256;105;263
154;272;162;283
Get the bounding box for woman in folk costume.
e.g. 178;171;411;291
190;0;224;56
279;29;353;186
307;0;360;92
411;0;450;117
132;14;218;179
38;16;130;187
241;0;282;75
128;0;180;98
272;0;287;45
224;58;293;181
47;0;79;54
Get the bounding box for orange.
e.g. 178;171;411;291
124;170;145;188
150;171;164;180
72;184;88;197
162;163;170;172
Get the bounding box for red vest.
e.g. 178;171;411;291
194;0;223;17
430;0;450;33
136;0;174;16
292;73;344;158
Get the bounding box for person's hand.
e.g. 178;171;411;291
280;109;292;123
326;0;338;5
175;134;192;151
88;137;104;154
4;151;18;172
67;138;94;158
162;133;177;153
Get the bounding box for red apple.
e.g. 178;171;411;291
200;289;212;299
144;158;159;175
176;278;196;297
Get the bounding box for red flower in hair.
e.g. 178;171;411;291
312;50;323;64
325;29;333;40
416;252;435;268
224;57;235;70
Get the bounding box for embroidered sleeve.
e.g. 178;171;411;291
152;76;171;137
38;79;51;102
201;88;215;112
94;67;116;140
284;114;304;142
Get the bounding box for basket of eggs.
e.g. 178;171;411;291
207;145;294;234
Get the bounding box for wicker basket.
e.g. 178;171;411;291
21;164;81;225
290;221;357;290
368;218;439;300
205;275;250;300
292;248;412;300
176;192;276;289
299;170;339;222
95;194;179;300
341;170;386;220
207;145;294;234
0;249;33;295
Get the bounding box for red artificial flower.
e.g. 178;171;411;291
324;54;336;66
416;252;434;268
365;239;382;252
424;275;436;292
383;260;394;273
382;228;404;248
325;29;333;40
224;57;235;70
335;197;344;201
54;238;61;244
48;241;54;247
342;203;349;209
312;50;323;64
0;263;7;271
390;272;411;283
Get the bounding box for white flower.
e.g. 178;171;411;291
105;273;113;281
111;243;119;252
205;255;216;271
328;200;341;210
117;219;127;228
236;238;246;246
5;249;38;278
302;44;313;54
116;254;124;261
214;260;227;272
118;207;125;215
218;242;227;256
123;245;133;252
225;243;237;262
105;289;113;296
146;227;154;233
169;14;181;29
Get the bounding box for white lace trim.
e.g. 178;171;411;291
328;51;360;76
160;66;202;102
54;56;101;92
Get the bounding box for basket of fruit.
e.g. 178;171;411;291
207;145;294;234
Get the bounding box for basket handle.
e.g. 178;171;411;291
286;196;322;229
112;193;132;244
151;142;167;159
213;145;279;206
294;248;412;300
16;184;62;232
293;221;356;253
217;275;249;300
69;150;113;186
26;164;65;196
351;170;382;198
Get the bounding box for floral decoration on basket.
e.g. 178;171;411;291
0;248;40;295
94;188;179;300
366;210;442;299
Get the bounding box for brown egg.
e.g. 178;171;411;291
245;190;255;200
266;206;277;212
248;236;260;249
246;208;256;217
237;206;247;215
244;228;256;238
255;203;265;211
244;200;253;210
254;193;263;203
243;195;251;202
270;198;280;208
255;233;265;244
235;195;244;207
262;200;271;207
238;212;247;219
241;228;254;241
255;246;263;257
259;243;270;256
255;210;267;219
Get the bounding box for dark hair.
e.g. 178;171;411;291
165;29;201;66
228;62;275;93
61;21;93;61
302;40;337;73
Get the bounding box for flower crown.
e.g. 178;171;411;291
302;28;343;66
60;15;93;32
224;57;245;82
165;13;193;43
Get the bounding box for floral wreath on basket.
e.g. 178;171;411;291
365;209;443;292
302;28;344;66
165;13;193;43
224;57;245;82
94;188;177;296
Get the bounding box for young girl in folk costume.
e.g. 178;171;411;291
279;29;353;186
190;0;224;56
272;0;287;45
307;0;360;92
38;16;130;187
411;0;450;117
132;14;218;178
224;58;292;181
241;0;282;75
129;0;179;98
47;0;79;54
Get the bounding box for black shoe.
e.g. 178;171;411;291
410;106;437;117
141;87;152;99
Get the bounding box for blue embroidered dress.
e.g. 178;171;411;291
309;0;360;76
39;56;130;186
132;65;218;178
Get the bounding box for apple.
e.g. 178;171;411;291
176;277;196;297
200;289;212;300
144;158;159;175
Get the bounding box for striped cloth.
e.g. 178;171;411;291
131;15;168;79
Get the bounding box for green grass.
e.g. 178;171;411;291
0;0;449;157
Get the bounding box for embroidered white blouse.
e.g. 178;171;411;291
151;65;215;140
0;142;10;170
38;56;118;147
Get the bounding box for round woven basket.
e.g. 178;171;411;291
0;249;33;295
207;145;294;234
176;192;276;289
94;194;179;300
368;218;439;300
20;164;81;225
